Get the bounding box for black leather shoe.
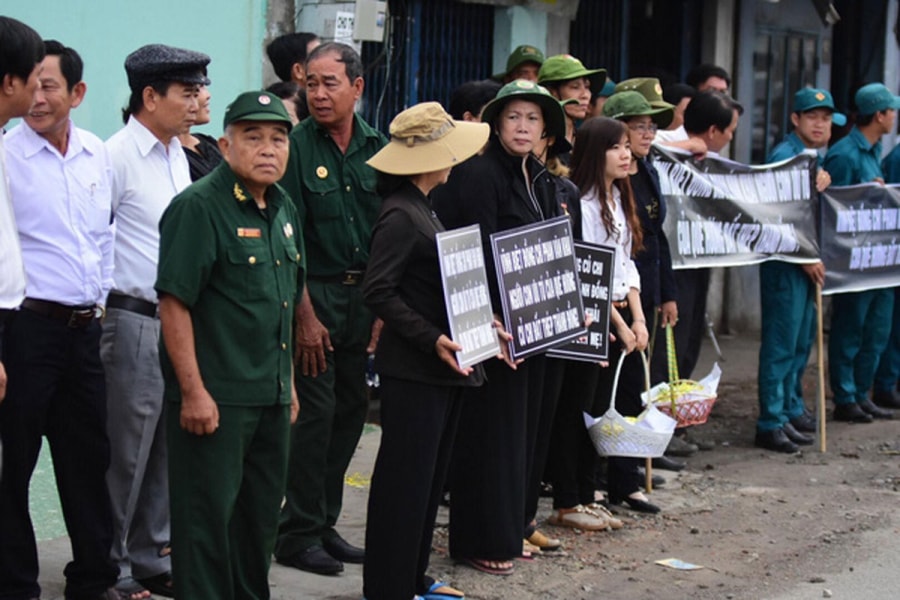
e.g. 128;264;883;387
873;389;900;409
652;455;686;471
789;412;817;433
782;422;814;445
754;428;799;453
833;402;874;423
608;494;661;514
858;398;893;420
277;545;344;575
322;533;365;564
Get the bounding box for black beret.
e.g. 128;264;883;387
125;44;211;91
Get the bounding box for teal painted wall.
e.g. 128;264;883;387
4;0;267;139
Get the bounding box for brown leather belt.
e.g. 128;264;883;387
21;298;97;328
107;292;159;318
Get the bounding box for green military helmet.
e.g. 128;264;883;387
602;90;674;130
480;78;568;140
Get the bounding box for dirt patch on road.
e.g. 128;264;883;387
426;374;900;600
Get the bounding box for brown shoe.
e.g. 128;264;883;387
527;529;561;551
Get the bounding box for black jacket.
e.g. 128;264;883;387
363;180;484;386
432;138;560;311
631;158;677;308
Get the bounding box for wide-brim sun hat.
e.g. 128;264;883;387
480;79;568;141
538;54;607;94
602;90;674;130
366;102;490;175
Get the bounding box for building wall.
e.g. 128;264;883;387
5;0;269;139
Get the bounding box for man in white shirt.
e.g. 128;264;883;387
102;43;209;598
0;17;43;406
0;40;132;600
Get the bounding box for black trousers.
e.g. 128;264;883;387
523;354;558;536
0;309;118;600
652;269;710;382
547;359;602;509
364;377;463;600
449;358;529;561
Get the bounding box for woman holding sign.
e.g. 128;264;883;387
570;117;660;513
432;80;566;575
361;102;491;600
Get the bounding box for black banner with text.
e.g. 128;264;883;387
651;145;819;268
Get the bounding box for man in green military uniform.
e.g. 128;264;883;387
156;90;303;598
756;88;843;453
824;82;900;423
275;41;387;575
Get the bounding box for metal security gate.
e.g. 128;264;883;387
360;0;495;133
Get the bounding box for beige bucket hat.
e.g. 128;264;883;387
367;102;490;175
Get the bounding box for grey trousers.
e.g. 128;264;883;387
100;307;170;579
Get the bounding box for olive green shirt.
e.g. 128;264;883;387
280;114;387;278
156;162;306;406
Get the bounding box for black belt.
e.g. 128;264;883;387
107;293;159;318
21;298;97;328
309;269;366;286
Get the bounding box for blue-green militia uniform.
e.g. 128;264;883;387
156;162;305;598
757;134;821;432
275;114;387;559
823;127;894;406
873;144;900;394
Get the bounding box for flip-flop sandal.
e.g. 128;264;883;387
460;557;514;576
421;581;465;600
136;571;174;598
110;578;150;600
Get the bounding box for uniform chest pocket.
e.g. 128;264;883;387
225;243;274;301
303;174;343;221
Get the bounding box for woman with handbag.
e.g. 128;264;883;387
361;102;491;600
570;117;660;513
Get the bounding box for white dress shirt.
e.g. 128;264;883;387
6;120;114;307
581;185;641;301
654;125;688;144
106;116;190;303
0;135;27;309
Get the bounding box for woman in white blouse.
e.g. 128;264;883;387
570;117;661;513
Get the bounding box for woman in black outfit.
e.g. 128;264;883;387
362;102;490;600
432;79;567;576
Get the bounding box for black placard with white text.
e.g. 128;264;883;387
489;216;586;360
546;241;614;362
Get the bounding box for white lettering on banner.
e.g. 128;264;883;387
515;308;582;348
835;207;900;233
676;220;800;256
848;242;900;271
656;158;811;204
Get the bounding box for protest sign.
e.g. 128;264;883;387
490;216;586;360
651;145;819;268
546;241;614;362
820;183;900;294
436;224;501;368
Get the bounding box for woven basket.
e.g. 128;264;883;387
652;325;717;427
587;351;676;458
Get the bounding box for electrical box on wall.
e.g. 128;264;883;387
297;1;386;46
354;0;387;42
